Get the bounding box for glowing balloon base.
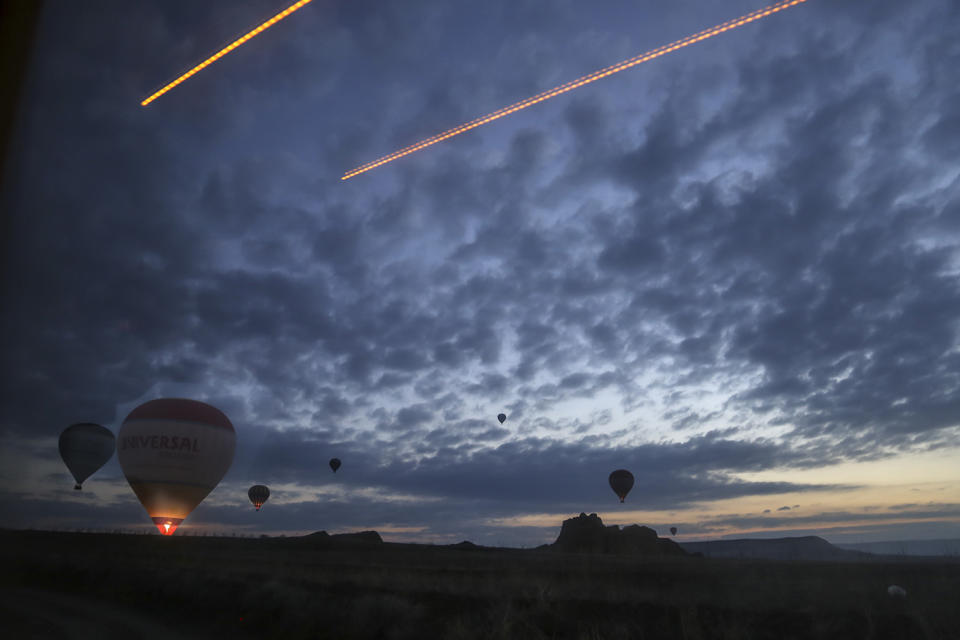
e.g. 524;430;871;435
152;517;184;536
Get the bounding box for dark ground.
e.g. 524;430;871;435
2;529;958;639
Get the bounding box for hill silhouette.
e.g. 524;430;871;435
679;536;871;561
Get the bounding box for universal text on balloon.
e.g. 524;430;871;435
120;435;200;452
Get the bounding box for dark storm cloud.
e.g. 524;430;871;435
2;0;958;542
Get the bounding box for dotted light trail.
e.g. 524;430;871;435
140;0;314;107
342;0;810;181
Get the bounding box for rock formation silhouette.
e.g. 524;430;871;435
551;513;687;556
448;540;479;550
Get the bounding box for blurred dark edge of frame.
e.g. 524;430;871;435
1;0;44;294
1;0;43;184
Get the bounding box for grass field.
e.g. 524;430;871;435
2;529;958;639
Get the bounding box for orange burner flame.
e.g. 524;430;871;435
141;0;314;106
342;0;810;180
152;517;183;536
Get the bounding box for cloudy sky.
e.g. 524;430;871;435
2;0;958;546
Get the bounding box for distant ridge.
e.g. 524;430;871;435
679;536;871;561
835;539;960;557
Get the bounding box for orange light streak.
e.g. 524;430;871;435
141;0;314;106
342;0;810;180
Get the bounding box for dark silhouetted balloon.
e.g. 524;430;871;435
497;413;506;424
608;469;634;503
59;423;115;490
118;398;235;535
670;527;678;536
329;458;341;473
248;485;270;511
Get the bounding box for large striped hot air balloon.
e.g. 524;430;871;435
58;423;115;490
117;398;235;535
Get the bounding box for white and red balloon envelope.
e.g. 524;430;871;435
118;398;235;535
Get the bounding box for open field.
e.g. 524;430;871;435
2;530;958;639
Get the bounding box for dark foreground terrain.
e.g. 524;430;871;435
2;529;958;639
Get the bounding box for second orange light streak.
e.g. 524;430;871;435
141;0;314;107
342;0;810;180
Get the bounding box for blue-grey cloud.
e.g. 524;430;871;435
2;0;958;545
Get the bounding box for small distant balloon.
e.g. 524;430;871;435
248;485;270;511
329;458;341;473
670;527;678;536
59;423;115;490
888;585;907;598
497;413;506;424
117;398;235;535
608;469;634;503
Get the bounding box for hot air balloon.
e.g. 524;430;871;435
670;527;678;536
329;458;341;473
117;398;235;535
608;469;634;503
248;485;270;511
497;413;506;424
59;423;115;490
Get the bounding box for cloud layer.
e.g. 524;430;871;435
2;0;958;544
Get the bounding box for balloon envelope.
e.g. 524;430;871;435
329;458;341;473
497;413;506;424
608;469;634;503
248;485;270;511
670;527;678;536
118;398;235;535
59;423;115;490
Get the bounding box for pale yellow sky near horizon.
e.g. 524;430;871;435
485;446;960;539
